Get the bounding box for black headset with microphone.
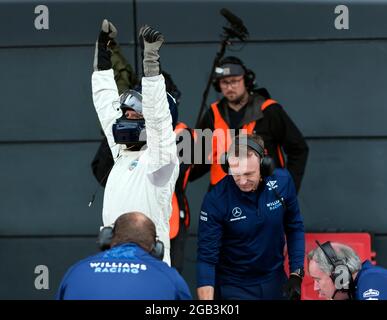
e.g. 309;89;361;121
97;225;165;261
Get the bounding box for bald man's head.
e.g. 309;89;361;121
110;212;156;252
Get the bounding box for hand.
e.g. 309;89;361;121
283;274;302;300
197;286;215;300
139;25;164;47
138;25;164;77
93;19;118;71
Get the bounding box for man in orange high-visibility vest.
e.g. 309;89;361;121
193;56;308;193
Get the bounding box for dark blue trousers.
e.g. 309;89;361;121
215;269;288;300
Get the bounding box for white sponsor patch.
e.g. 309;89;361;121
363;288;380;299
229;207;247;222
266;180;278;190
232;207;242;217
200;211;208;221
266;199;282;211
230;216;247;222
89;262;147;274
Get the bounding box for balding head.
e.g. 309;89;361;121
110;212;156;252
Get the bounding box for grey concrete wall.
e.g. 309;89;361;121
1;0;387;299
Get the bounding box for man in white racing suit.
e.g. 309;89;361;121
91;20;179;265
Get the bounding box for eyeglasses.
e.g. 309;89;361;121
219;76;244;89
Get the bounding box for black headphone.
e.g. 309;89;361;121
97;225;165;261
315;240;353;297
221;137;275;178
150;237;165;261
212;56;256;93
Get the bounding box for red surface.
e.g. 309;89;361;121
284;233;376;300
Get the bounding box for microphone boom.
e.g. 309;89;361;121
220;8;249;40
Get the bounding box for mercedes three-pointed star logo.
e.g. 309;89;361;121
232;207;242;217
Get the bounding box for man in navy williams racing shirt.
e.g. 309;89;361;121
308;241;387;300
57;212;192;300
197;133;305;300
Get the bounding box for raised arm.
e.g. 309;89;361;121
139;26;178;186
91;19;121;159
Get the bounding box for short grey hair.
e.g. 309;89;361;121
307;242;362;275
